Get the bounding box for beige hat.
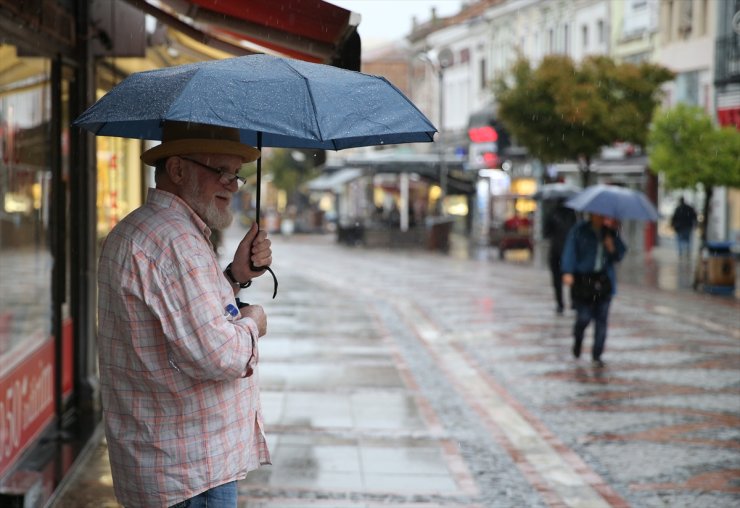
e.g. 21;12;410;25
140;121;260;166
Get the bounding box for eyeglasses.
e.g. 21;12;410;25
179;156;247;188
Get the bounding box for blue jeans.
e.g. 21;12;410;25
573;298;611;361
676;230;692;257
168;481;237;508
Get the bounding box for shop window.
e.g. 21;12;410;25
96;134;143;239
676;71;700;106
459;48;470;65
479;58;487;90
0;28;96;483
0;49;53;361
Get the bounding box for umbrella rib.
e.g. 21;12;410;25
280;60;337;150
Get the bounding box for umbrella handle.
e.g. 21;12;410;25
251;131;277;299
249;262;278;299
255;132;263;228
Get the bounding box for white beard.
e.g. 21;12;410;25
181;175;233;230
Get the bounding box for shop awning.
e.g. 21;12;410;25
124;0;361;70
307;168;363;192
327;152;476;195
340;151;467;173
557;156;648;175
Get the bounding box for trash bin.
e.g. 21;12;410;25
695;242;736;295
426;216;454;251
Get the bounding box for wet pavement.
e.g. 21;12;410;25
52;225;739;508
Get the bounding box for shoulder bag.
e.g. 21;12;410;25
572;272;612;303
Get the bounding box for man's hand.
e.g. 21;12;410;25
603;234;615;254
231;223;272;282
562;273;574;286
240;304;267;337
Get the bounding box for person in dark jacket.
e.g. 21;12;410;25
543;199;577;314
670;197;698;258
561;213;626;367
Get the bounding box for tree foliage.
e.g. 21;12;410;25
494;55;673;185
262;148;321;205
648;104;740;189
648;104;740;242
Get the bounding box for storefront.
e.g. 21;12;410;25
0;49;67;476
0;1;100;502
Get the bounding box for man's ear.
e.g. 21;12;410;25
165;156;185;185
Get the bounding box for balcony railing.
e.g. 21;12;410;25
715;34;740;85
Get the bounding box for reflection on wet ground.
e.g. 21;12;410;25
455;232;738;297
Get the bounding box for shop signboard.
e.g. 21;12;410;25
0;339;55;477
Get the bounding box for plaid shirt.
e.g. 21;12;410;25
97;188;270;507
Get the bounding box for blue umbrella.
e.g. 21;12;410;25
74;54;437;298
72;54;436;149
565;184;659;221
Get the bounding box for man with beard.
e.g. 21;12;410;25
97;121;272;508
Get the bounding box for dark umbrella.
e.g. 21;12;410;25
73;54;437;297
532;183;582;201
72;54;436;148
565;184;659;221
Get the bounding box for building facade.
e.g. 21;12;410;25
385;0;738;247
714;0;740;245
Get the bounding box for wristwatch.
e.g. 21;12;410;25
224;263;252;288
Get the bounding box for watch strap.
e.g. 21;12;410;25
225;263;252;288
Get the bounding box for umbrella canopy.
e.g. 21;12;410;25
532;183;581;201
565;184;659;221
72;54;436;149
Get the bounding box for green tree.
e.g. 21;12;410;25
648;104;740;243
494;55;673;186
262;148;322;206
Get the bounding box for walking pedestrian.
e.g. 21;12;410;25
561;213;626;367
543;199;577;314
670;197;698;258
97;121;273;507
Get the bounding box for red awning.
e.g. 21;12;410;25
149;0;361;68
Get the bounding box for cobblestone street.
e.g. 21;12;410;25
54;226;740;508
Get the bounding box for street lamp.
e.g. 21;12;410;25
418;48;453;214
